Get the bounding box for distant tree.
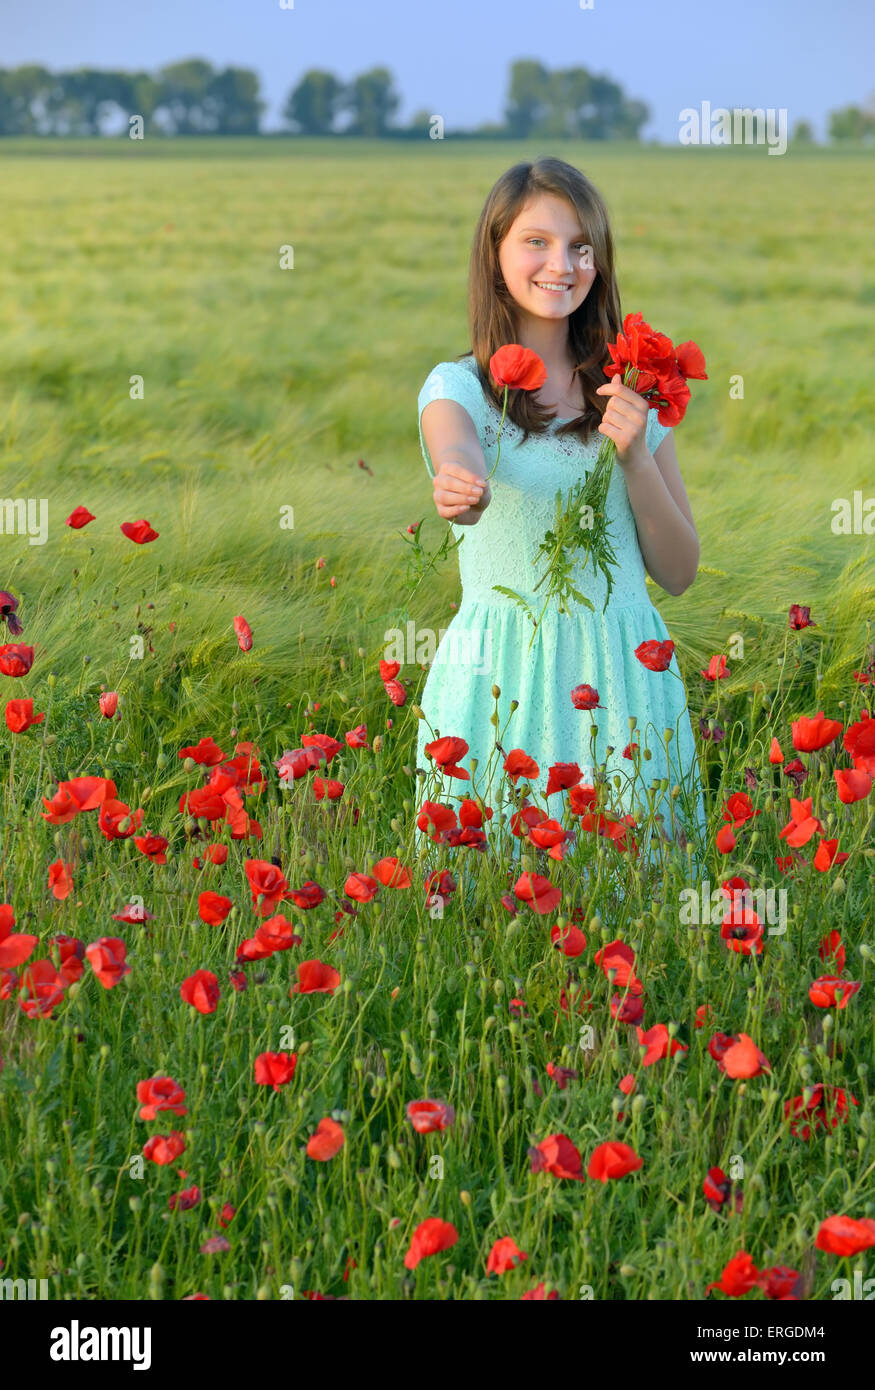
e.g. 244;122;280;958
204;67;263;134
339;67;400;136
154;59;216;134
125;71;162;128
48;68;126;135
282;70;343;134
505;60;551;138
504;62;648;141
0;65;57;134
791;119;815;144
828;103;875;142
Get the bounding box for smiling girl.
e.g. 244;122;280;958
415;156;707;872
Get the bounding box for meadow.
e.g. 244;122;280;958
0;137;873;1301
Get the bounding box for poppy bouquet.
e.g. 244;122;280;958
484;319;706;648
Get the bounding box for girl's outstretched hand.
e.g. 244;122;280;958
432;463;491;522
595;378;650;469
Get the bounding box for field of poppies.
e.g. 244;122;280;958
1;139;874;1302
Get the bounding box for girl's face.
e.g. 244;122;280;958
498;194;598;326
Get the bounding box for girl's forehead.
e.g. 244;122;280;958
510;195;584;234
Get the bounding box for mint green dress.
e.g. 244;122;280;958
414;354;708;874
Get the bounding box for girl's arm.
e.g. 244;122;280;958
421;399;492;526
621;432;699;596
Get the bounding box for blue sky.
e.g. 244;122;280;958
2;0;871;142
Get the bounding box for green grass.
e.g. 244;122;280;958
0;139;873;1301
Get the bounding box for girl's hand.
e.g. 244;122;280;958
595;377;651;469
433;463;491;521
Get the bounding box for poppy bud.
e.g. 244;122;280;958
492;684;501;698
411;706;424;720
373;735;383;753
183;756;196;773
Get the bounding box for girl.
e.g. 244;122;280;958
414;157;707;879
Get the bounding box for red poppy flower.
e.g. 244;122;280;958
635;638;675;671
813;838;850;872
1;906;39;970
834;767;872;803
791;711;843;753
344;724;369;749
291;959;340;995
134;833;169;865
244;859;291;916
424;735;470;780
48;860;74;900
18;958;66;1018
66;505;95;528
285;880;325;911
253;916;300;953
85;937;130;989
778;797;824;848
703;1166;743;1214
5;698;45;732
233;615;253;651
528;1133;585;1181
546;1062;578;1090
808;975;861;1009
503;749;540;784
719;1033;771;1078
169;1186;201;1212
815;1215;875;1256
636;1023;687;1066
720;906;764;955
344;873;380;903
513;872;561;915
587;1141;644;1182
788;604;816;630
570;684;602;710
306;1116;345;1160
98;800;144;840
52;934;85;985
545;762;582;796
98;691;119;718
594;939;642;994
179;736;226;765
180;969;220;1014
550;921;587;957
705;1251;760;1297
254;1052;298;1090
198;892;233;925
701;654;729;681
143;1131;186;1165
137;1076;188;1120
611;992;644;1024
120;519;159;544
489;345;547;391
486;1237;528;1275
0;643;35;677
757;1266;802;1300
818;930;845;974
403;1217;459;1269
406;1099;455;1133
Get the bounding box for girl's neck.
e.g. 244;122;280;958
512;314;573;373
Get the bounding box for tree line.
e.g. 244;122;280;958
0;58;870;141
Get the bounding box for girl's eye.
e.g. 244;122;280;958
528;238;588;250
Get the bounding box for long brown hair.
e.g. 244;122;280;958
456;157;622;447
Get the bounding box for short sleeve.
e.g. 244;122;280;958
646;407;672;456
417;360;485;479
